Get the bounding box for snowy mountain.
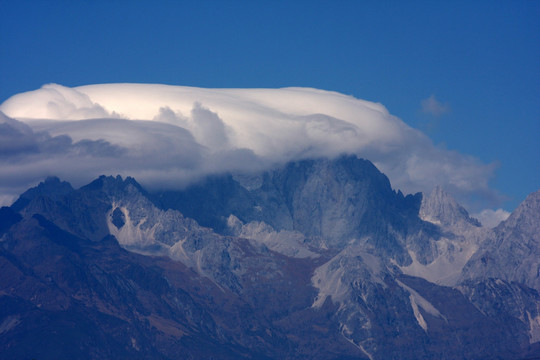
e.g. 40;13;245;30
1;155;538;359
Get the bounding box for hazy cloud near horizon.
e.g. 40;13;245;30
0;83;505;216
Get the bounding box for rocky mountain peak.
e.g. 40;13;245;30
459;188;540;292
265;155;419;248
1;160;539;359
155;155;422;254
420;186;480;227
497;189;540;235
80;175;146;200
11;176;74;212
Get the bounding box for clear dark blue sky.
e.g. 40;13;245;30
1;0;538;210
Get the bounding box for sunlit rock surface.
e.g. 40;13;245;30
1;155;538;359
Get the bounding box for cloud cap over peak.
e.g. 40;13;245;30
0;83;502;212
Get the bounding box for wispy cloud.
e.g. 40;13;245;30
0;84;502;211
473;208;510;228
421;95;450;117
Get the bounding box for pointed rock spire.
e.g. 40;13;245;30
420;186;480;227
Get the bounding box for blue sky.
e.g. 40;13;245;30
0;0;538;211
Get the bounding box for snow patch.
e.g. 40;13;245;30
401;238;478;286
357;251;383;279
311;241;386;308
528;312;540;344
106;205;159;250
227;215;318;259
408;293;428;331
130;337;140;351
312;264;347;308
340;323;374;360
396;279;446;332
419;213;441;226
169;237;190;263
0;315;20;334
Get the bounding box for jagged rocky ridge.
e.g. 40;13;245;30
1;155;539;359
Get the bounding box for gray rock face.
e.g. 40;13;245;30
420;185;481;228
398;187;487;286
460;190;540;291
458;279;540;346
158;155;423;265
11;176;74;212
1;155;539;359
254;156;418;249
412;188;540;353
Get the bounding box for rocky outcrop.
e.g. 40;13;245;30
1;155;538;359
460;190;540;291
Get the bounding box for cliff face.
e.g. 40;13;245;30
1;155;538;359
460;190;540;291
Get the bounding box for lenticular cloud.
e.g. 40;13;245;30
0;83;499;209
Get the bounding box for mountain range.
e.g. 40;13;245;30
1;155;538;359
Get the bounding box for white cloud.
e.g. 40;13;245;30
421;95;450;117
473;208;510;228
0;83;116;120
0;83;502;211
